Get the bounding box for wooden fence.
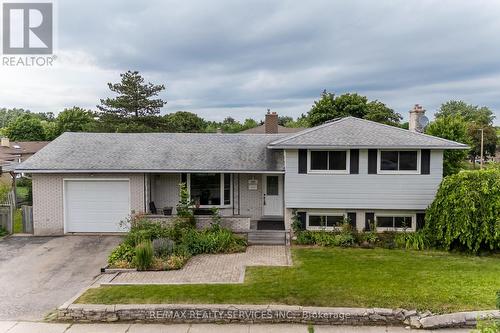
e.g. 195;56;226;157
21;205;33;234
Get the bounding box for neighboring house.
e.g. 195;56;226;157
240;111;305;134
0;138;50;184
15;116;467;236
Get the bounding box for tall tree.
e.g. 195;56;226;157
4;114;45;141
425;115;470;176
306;90;402;127
163;111;205;133
435;101;495;126
435;101;497;163
0;108;29;128
56;107;95;134
97;71;166;118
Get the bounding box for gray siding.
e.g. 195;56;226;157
284;149;443;210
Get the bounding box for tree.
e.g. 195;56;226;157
425;116;470;176
56;107;95;134
4;114;45;141
467;123;497;163
0;108;30;128
97;71;166;118
435;101;497;164
163;111;205;133
306;90;402;126
435;101;495;126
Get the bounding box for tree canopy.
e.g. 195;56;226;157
97;71;166;118
306;90;402;127
425;115;470;176
3;114;46;141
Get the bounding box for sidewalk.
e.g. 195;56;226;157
0;321;470;333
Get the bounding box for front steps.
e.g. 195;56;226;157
248;230;287;245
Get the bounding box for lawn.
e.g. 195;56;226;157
77;247;500;313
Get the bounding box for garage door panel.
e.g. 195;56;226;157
65;180;130;233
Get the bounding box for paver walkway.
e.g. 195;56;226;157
105;246;292;285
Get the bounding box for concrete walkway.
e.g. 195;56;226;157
0;322;470;332
105;246;292;285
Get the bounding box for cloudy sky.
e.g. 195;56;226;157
1;0;500;124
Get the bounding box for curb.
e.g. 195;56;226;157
55;303;500;329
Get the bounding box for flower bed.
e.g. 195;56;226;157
108;213;247;271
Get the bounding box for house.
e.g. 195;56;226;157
0;138;50;185
240;111;305;134
15;113;468;236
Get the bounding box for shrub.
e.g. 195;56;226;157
134;240;154;271
425;169;500;253
376;232;398;249
295;231;315;245
108;243;135;265
181;227;246;255
291;210;304;234
176;182;195;226
152;238;175;258
166;255;189;270
123;218;171;247
0;226;7;237
394;231;429;250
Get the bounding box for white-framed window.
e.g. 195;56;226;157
185;173;232;207
307;150;350;174
378;150;420;174
375;213;415;231
306;212;347;230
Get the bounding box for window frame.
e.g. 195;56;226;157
307;149;350;174
306;212;347;231
377;149;420;174
185;173;232;208
375;213;415;232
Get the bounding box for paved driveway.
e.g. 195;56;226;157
0;235;121;320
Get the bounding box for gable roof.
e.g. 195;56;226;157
240;124;306;134
268;117;469;150
15;132;288;173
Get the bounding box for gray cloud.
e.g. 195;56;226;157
1;0;499;124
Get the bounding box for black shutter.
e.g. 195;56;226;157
350;149;359;174
298;149;307;174
416;213;426;230
368;149;377;174
297;211;307;230
421;149;430;175
181;173;187;183
365;212;375;231
347;212;357;229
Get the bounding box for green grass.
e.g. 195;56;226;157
16;186;28;200
77;248;500;313
13;208;22;233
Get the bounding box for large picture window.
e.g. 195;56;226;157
189;173;231;206
380;150;418;172
376;215;412;229
309;150;348;172
307;214;345;230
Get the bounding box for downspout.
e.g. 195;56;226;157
238;174;241;215
232;173;235;215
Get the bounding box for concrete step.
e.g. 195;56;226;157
248;231;286;245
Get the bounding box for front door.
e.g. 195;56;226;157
263;175;283;216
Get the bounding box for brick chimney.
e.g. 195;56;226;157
265;109;278;134
409;104;426;132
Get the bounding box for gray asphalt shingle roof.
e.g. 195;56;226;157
16;132;288;172
268;117;469;149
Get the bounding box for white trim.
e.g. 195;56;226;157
377;149;420;175
62;178;131;234
306;211;347;231
307;149;350;174
375;212;416;232
16;169;285;174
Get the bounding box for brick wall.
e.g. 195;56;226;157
32;173;145;235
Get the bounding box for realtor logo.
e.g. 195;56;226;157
2;2;53;54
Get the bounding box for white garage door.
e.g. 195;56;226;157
64;180;130;233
